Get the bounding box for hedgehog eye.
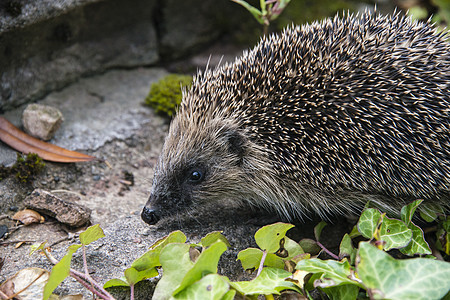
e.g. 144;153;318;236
188;170;204;183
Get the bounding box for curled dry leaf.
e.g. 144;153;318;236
0;267;50;300
12;209;44;225
0;116;96;163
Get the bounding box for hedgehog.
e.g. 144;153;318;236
141;10;450;225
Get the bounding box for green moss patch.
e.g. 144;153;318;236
144;74;193;118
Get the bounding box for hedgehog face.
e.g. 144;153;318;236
141;118;252;225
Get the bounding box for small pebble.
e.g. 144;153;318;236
22;104;64;141
8;206;18;212
0;225;8;239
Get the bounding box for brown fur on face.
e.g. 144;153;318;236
141;10;450;225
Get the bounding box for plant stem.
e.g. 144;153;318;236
316;241;339;260
256;250;268;277
43;249;116;300
263;24;269;36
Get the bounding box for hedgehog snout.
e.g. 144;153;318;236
141;206;160;225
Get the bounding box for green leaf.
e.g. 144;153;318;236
419;203;444;222
283;236;304;259
199;231;231;248
237;248;285;271
443;216;450;232
357;208;382;239
79;224;105;245
298;238;321;255
321;284;360;300
221;289;236;300
230;267;301;295
254;222;294;253
357;242;450;299
30;241;47;255
104;267;158;289
379;217;412;250
103;278;129;288
153;243;193;300
174;274;230;299
43;244;81;300
296;258;362;288
173;241;228;295
237;248;263;270
132;230;186;271
314;221;327;241
400;222;431;256
401;199;423;226
339;234;356;264
348;225;361;239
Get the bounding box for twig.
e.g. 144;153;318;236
0;215;10;221
0;289;9;300
0;240;35;245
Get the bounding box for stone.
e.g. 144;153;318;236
23;188;91;227
22;104;64;140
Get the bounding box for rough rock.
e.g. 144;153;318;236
23;189;91;227
0;0;250;111
22;104;64;141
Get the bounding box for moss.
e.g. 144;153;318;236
144;74;193;118
0;153;45;183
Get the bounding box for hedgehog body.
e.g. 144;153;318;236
142;11;450;225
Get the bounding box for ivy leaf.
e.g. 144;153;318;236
230;267;301;295
198;231;231;248
254;222;294;253
357;242;450;300
103;278;129;288
357;208;382;239
79;224;105;246
174;274;230;299
398;200;431;255
379;217;412;250
299;238;321;255
339;234;356;264
320;284;360;300
104;266;159;289
314;221;327;241
237;248;285;271
132;230;186;271
173;241;228;295
401;199;423;226
296;258;362;288
152;243;193;300
419;203;444;222
43;244;81;300
400;223;431;256
283;236;304;259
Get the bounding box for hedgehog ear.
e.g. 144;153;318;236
226;130;247;164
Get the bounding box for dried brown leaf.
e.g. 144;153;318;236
0;267;50;300
12;209;43;225
0;116;96;163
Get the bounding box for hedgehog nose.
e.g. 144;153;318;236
141;207;160;225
